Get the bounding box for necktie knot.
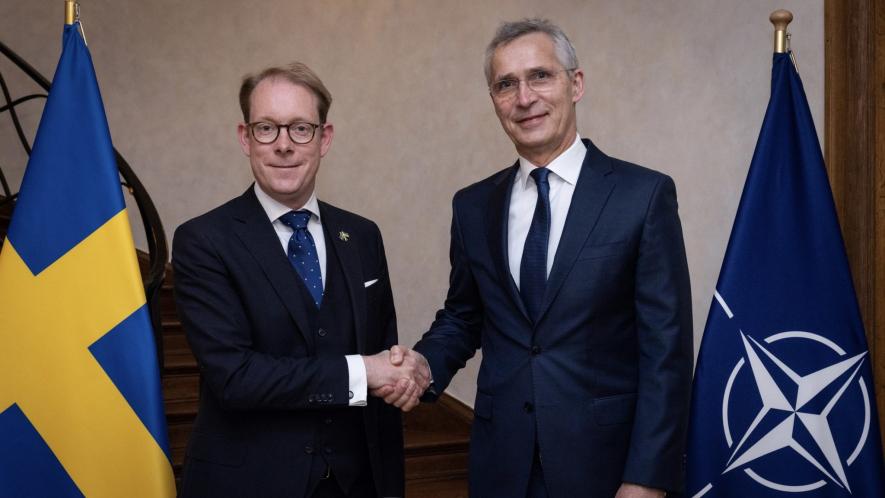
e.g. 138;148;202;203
530;167;551;192
279;210;312;231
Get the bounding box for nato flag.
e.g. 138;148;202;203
684;52;885;497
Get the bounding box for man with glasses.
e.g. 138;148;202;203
381;18;693;498
172;63;426;498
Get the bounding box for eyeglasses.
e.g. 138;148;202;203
489;68;576;100
247;121;323;144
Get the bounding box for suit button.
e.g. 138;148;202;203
308;395;316;403
348;390;354;399
324;447;333;455
524;402;534;413
531;345;541;356
324;418;332;425
304;445;314;454
317;328;327;337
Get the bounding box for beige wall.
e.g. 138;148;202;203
0;0;824;406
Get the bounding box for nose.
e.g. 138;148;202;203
273;129;295;154
515;80;538;107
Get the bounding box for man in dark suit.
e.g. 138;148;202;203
172;62;428;498
379;18;693;498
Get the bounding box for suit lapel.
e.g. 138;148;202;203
486;164;531;323
537;139;615;324
320;202;367;355
231;188;315;349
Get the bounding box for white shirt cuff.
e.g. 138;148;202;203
345;355;367;407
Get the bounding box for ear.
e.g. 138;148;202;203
570;68;585;104
237;123;251;157
318;122;334;158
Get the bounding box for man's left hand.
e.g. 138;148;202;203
614;483;665;498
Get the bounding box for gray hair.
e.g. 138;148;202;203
483;18;579;84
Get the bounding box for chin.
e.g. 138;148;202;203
262;181;299;198
511;127;551;143
270;177;303;192
514;135;552;151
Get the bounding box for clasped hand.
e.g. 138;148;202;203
364;345;430;412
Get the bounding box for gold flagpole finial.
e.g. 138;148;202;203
64;0;77;25
770;9;793;54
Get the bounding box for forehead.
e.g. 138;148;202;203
249;77;319;121
490;32;561;79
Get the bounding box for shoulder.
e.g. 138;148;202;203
610;157;670;183
598;156;680;224
604;155;677;203
452;164;517;207
174;195;246;242
318;201;382;239
581;138;673;190
616;159;673;191
170;194;255;271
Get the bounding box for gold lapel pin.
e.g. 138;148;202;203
338;231;350;242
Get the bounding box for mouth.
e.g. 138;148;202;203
515;113;547;127
268;163;300;169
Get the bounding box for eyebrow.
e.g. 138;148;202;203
494;66;556;81
252;115;318;123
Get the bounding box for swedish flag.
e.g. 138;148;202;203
0;24;175;497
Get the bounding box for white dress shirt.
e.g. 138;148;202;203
508;134;586;287
254;184;367;407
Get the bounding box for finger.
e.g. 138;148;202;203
392;382;414;408
389;345;405;365
411;372;429;391
385;391;408;405
393;380;419;408
401;394;420;412
384;378;410;404
410;365;430;389
370;385;394;398
411;352;431;382
416;363;431;383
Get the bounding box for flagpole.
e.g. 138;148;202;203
770;9;793;53
64;0;76;25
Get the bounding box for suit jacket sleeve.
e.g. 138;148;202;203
172;221;350;411
622;175;694;491
414;195;484;397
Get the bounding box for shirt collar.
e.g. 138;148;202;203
253;183;322;223
516;133;585;188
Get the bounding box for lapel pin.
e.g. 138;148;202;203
338;231;350;242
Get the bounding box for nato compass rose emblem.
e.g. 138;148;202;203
708;292;874;495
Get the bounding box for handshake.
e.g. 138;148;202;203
363;345;432;412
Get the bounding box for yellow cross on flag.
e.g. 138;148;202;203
0;22;175;497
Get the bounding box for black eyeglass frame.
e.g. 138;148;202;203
247;121;324;144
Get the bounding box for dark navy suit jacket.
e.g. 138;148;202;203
172;187;403;498
414;139;693;498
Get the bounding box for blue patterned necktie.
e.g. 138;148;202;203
520;167;551;323
279;210;323;307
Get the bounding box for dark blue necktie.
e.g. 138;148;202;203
279;210;323;307
520;167;551;323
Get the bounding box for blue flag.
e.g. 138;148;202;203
0;24;175;496
684;52;885;497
